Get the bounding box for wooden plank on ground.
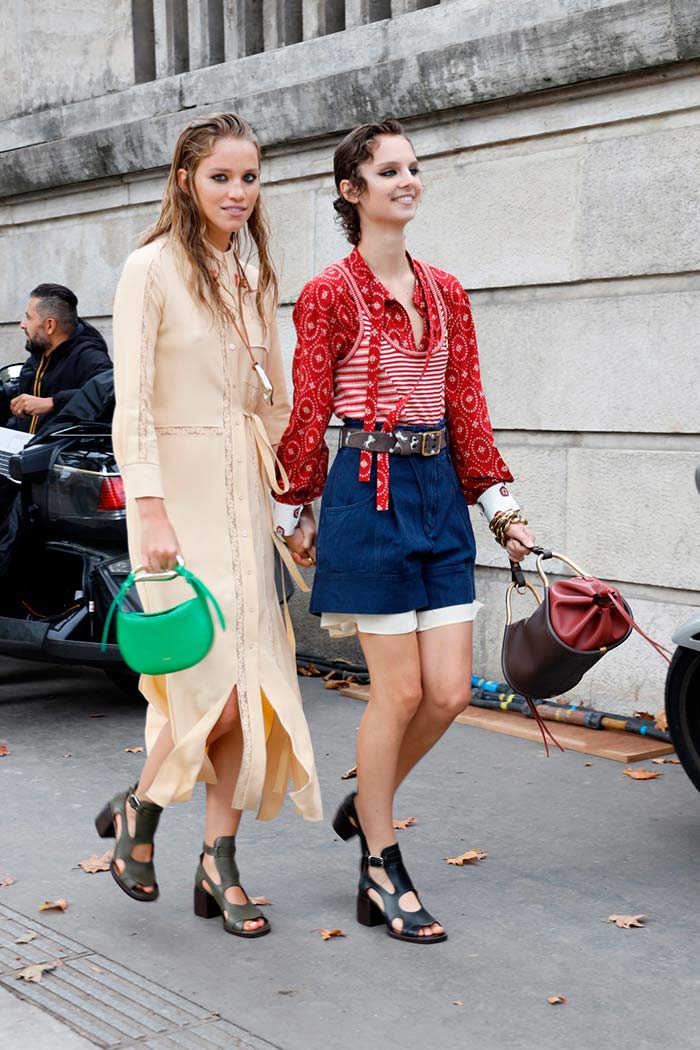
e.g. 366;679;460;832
337;685;674;763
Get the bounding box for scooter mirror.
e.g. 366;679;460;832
0;363;23;383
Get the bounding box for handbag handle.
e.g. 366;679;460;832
100;561;226;653
505;548;589;626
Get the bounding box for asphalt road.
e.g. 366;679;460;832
1;656;699;1050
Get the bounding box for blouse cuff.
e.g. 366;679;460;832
272;498;303;537
477;482;519;522
121;463;165;500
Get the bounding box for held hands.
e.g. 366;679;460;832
10;394;54;419
504;521;536;564
286;505;317;568
136;497;182;573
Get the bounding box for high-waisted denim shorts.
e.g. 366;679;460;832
310;419;476;616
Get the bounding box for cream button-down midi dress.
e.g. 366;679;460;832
111;235;321;821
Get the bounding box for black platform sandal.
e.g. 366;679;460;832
332;792;368;852
357;843;447;944
193;836;270;939
95;785;162;903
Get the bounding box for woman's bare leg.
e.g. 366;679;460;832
198;687;265;932
354;630;442;936
393;620;473;788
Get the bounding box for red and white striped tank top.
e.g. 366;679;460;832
331;261;449;424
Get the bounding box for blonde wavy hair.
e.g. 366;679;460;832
142;112;278;331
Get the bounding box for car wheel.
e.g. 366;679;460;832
103;668;143;702
665;646;700;794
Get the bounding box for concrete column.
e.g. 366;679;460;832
391;0;437;13
263;0;302;50
188;0;225;68
344;0;391;28
302;0;344;40
154;0;190;77
223;0;264;60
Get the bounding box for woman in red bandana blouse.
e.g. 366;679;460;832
275;120;535;944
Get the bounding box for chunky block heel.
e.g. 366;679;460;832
193;882;221;919
356;892;384;927
95;804;115;839
332;807;356;841
332;793;367;852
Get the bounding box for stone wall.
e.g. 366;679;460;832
1;0;698;711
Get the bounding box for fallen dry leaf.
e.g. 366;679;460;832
1;875;16;888
392;817;416;830
445;850;488;866
15;960;60;983
652;757;680;765
606;914;648;929
124;746;144;753
63;753;72;759
623;768;663;780
88;713;106;719
340;765;357;780
547;996;569;1005
14;931;37;944
655;709;668;732
0;744;10;757
249;896;272;906
632;710;655;721
324;679;346;690
38;899;68;912
78;851;113;874
454;1000;464;1006
296;665;312;677
91;965;104;974
319;928;345;940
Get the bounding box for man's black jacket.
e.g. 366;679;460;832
10;319;111;435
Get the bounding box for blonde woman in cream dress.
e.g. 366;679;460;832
95;113;321;939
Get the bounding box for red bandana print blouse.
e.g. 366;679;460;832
276;248;513;507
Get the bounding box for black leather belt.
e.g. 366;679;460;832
339;426;446;457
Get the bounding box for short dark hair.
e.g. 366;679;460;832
333;118;410;246
29;283;78;333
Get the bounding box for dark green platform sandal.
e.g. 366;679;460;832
193;836;270;938
94;785;162;903
357;843;447;945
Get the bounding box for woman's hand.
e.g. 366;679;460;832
286;505;317;567
136;497;181;572
504;521;536;564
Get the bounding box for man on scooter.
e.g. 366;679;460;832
7;283;111;436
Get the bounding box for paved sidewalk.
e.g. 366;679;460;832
1;657;699;1050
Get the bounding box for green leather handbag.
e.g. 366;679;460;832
101;559;226;675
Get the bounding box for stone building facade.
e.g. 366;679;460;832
1;0;698;711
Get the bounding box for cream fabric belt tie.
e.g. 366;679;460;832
244;411;310;650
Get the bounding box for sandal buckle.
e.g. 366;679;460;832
128;792;142;812
368;854;385;868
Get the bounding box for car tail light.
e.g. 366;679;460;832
97;476;126;511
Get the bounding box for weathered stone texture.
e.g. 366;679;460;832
472;286;700;434
0;0;135;122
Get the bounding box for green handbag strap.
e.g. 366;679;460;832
100;563;225;652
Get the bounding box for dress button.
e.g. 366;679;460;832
247;569;253;575
228;343;235;350
241;531;248;538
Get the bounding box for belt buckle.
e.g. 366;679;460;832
421;430;442;456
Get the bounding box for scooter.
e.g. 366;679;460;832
0;366;141;698
664;464;700;793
